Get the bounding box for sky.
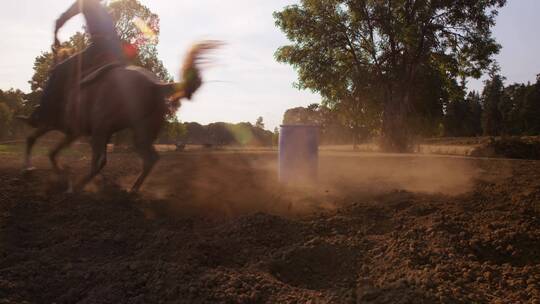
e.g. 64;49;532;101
0;0;539;130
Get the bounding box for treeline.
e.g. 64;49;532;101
173;121;274;147
283;105;356;145
283;73;540;144
445;74;540;137
0;89;33;140
0;88;274;146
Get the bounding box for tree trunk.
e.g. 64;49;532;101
381;88;411;152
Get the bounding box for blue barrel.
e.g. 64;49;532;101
279;125;319;184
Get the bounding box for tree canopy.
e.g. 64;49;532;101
482;72;505;136
0;89;29;140
108;0;170;81
275;0;506;151
29;0;170;100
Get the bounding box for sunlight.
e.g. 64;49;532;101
133;16;157;43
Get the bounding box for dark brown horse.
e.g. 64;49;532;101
22;41;220;192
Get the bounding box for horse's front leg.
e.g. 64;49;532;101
49;135;76;174
23;127;49;173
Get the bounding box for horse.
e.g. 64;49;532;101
21;41;220;192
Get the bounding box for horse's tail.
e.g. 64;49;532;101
161;40;222;105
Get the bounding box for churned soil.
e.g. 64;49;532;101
0;150;539;303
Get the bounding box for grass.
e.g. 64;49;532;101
0;144;28;155
0;144;84;157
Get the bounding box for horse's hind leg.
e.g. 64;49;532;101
23;127;49;172
75;134;109;192
49;135;76;174
131;138;159;193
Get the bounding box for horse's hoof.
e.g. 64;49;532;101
22;167;37;177
64;181;74;194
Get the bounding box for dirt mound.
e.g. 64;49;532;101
0;153;539;303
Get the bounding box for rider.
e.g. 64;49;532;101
29;0;124;127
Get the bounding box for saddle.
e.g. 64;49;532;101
80;61;124;86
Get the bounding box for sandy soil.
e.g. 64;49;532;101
0;149;539;303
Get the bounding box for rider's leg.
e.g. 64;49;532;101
30;60;71;126
29;50;85;126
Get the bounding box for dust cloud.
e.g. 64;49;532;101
124;152;481;218
318;153;480;195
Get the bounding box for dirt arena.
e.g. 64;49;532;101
0;147;539;303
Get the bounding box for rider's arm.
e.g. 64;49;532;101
55;0;82;33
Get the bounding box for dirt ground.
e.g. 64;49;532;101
0;148;539;303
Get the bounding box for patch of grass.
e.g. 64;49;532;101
0;144;85;157
0;144;26;155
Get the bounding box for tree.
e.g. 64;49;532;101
275;0;505;151
207;122;235;145
158;116;186;144
108;0;170;81
282;103;355;146
465;92;483;137
520;76;540;135
0;89;30;139
407;65;453;137
499;83;526;135
183;122;207;144
283;106;315;125
443;91;482;137
272;127;280;146
0;103;13;140
332;96;380;147
28;0;170;103
255;116;265;129
482;73;505;136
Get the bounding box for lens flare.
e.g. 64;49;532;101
133;17;157;43
226;124;254;146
